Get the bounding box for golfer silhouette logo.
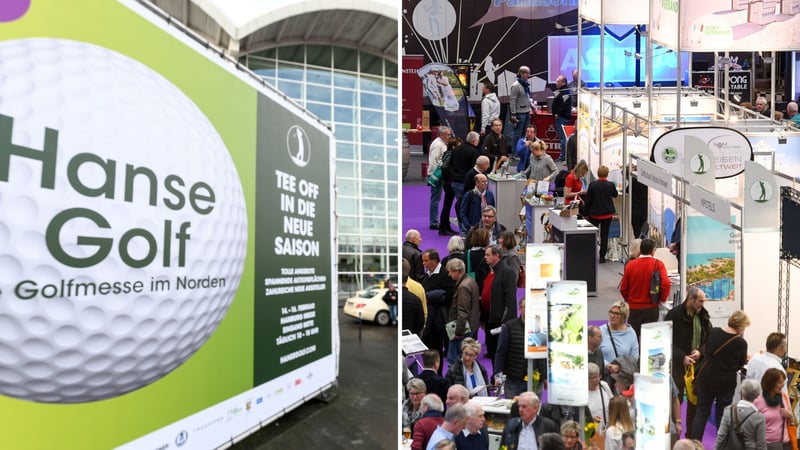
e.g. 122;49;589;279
690;154;708;174
287;125;311;167
749;179;773;203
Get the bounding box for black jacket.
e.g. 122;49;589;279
484;259;517;324
445;358;489;390
551;87;572;119
451;142;480;184
403;241;424;283
417;369;450;404
402;287;425;335
664;301;711;377
583;179;618;218
500;415;559;450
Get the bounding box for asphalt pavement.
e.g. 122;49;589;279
233;306;398;449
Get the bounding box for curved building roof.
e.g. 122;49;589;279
150;0;398;62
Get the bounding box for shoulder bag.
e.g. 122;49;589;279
694;334;740;391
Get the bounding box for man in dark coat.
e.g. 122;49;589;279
500;392;559;449
480;244;517;365
417;349;450;403
403;229;425;283
451;131;481;224
664;286;711;439
402;260;425;336
422;249;455;374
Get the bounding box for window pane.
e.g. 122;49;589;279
336;159;357;177
386;95;398;112
334;71;357;88
334;106;355;123
307;102;331;121
359;76;383;93
334;47;358;72
308;85;331;103
360;109;383;127
277;80;302;99
337;177;357;196
306;45;331;68
360;127;384;145
334;89;355;106
336;141;355;159
277;64;304;81
362;162;384;180
334;124;355;142
360;92;383;109
362;144;385;163
278;45;305;64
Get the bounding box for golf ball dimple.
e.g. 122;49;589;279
0;38;247;403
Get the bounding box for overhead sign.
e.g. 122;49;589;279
688;184;731;226
651;126;753;179
681;0;800;51
637;159;673;194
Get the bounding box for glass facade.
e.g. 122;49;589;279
245;45;398;296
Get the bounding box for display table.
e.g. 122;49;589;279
487;175;526;235
550;215;599;295
469;396;512;450
531;110;576;160
523;197;556;244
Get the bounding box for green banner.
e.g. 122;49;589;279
253;94;333;383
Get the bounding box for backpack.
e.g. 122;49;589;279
649;259;661;304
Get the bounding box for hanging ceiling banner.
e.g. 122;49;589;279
680;0;800;51
602;0;649;24
580;0;602;23
743;161;779;231
650;0;681;50
651;126;753;179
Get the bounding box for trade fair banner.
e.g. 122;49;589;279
525;243;563;290
679;0;800;51
546;281;588;406
634;374;671;450
418;63;471;139
525;289;548;359
637;159;673;195
743;160;779;231
651;126;753;179
649;0;680;50
639;322;673;450
686;213;739;321
0;1;337;449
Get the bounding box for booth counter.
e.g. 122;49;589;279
549;215;599;295
532;110;576;160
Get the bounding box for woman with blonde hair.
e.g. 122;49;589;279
605;395;634;450
563;159;589;202
598;301;638;370
561;420;587;450
445;338;490;397
689;310;750;440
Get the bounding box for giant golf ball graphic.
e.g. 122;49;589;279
0;39;247;403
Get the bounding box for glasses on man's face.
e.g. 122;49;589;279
409;391;424;397
482;214;495;219
462;351;477;359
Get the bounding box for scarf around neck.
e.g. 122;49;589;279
517;76;531;95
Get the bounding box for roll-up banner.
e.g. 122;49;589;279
0;1;337;448
639;322;673;450
546;281;588;407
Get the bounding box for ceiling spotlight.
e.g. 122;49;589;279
690;99;698;107
632;100;642;108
